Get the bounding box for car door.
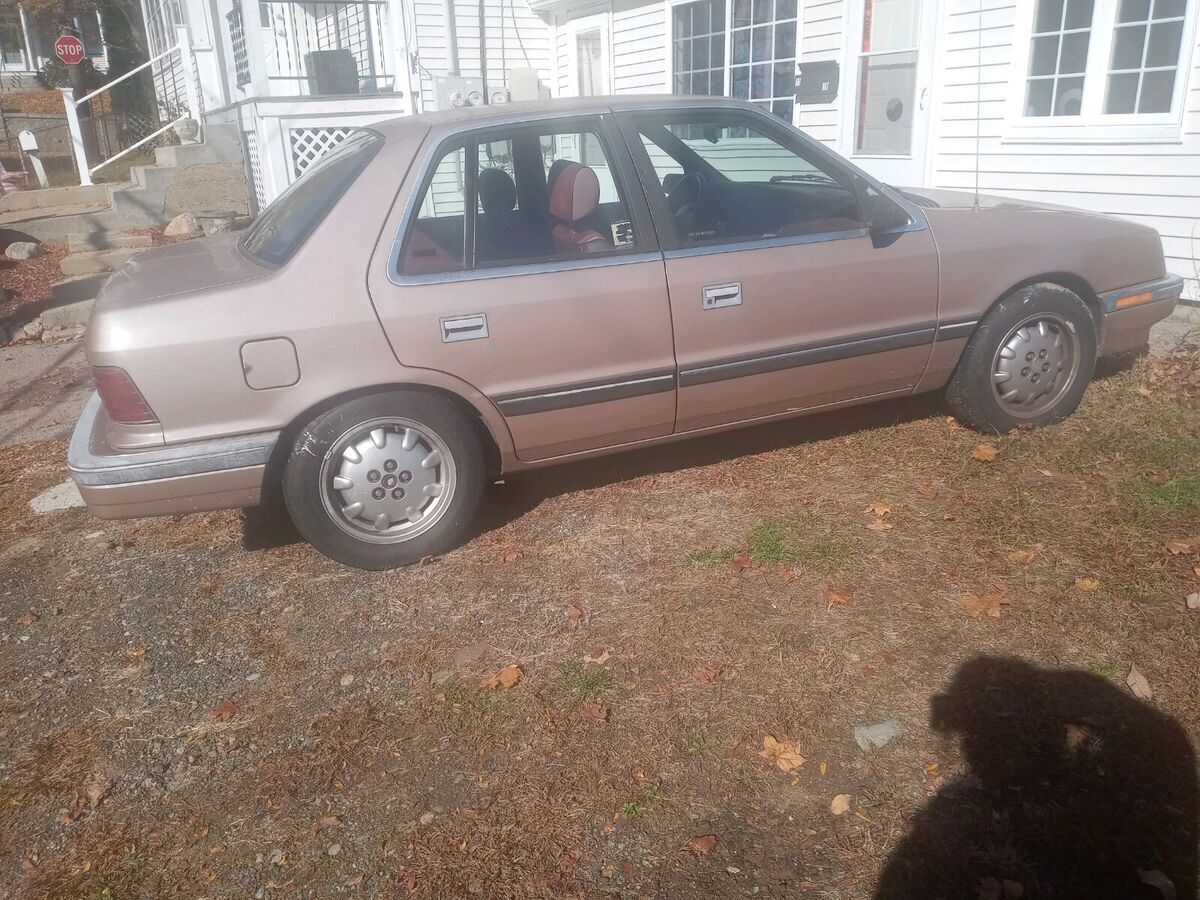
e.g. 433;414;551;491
367;113;676;462
618;105;939;433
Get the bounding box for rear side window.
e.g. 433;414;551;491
241;130;382;267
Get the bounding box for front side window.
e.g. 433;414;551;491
635;112;862;245
1105;0;1188;113
400;122;639;276
671;0;798;120
1025;0;1094;116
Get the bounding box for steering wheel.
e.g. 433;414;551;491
667;171;703;217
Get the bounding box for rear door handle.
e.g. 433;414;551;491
703;282;742;310
441;313;488;343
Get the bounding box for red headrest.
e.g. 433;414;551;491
548;162;600;224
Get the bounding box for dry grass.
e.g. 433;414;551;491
1;345;1198;897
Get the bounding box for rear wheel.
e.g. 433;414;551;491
283;391;485;569
946;283;1098;433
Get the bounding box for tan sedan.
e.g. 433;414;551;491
68;97;1182;569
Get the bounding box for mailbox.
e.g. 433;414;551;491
794;60;840;105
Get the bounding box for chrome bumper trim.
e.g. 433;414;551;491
1099;274;1185;313
68;393;280;487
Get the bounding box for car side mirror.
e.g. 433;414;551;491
866;192;912;234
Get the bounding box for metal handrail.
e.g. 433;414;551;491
61;25;201;185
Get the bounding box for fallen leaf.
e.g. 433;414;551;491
865;501;891;517
127;646;146;658
916;482;938;499
1037;469;1054;477
480;664;523;689
1075;577;1100;592
1126;664;1153;700
945;416;962;431
1195;566;1200;579
1186;593;1200;611
345;874;365;887
1165;539;1196;555
20;856;36;877
825;586;853;608
819;761;827;776
581;702;610;722
600;865;616;878
1002;879;1025;899
1136;384;1154;397
620;860;637;878
583;648;611;666
1148;472;1171;486
830;793;852;815
688;834;717;855
567;604;585;623
728;554;752;573
759;735;806;772
82;773;111;808
1137;869;1176;900
210;699;239;721
1006;549;1037;566
501;549;523;563
866;520;894;532
959;592;1008;618
693;664;722;684
310;814;343;835
15;612;38;626
971;443;999;462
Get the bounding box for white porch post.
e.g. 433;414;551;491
60;88;93;185
177;25;203;127
18;5;36;70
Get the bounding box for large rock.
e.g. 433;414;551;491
4;241;42;260
163;212;201;237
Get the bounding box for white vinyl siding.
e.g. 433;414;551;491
613;0;670;91
795;0;846;143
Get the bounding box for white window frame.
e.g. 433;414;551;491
662;0;801;123
1005;0;1200;143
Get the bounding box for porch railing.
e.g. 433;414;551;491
254;0;394;96
62;26;201;186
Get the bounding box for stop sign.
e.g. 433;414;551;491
55;35;86;65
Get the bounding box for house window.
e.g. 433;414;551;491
1105;0;1188;113
671;0;798;120
1025;0;1095;116
730;0;797;119
672;0;726;96
577;31;604;96
855;0;922;153
1017;0;1194;124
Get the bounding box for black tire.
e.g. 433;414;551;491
946;283;1098;434
283;391;485;570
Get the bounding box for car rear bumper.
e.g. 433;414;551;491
67;393;279;519
1099;274;1183;356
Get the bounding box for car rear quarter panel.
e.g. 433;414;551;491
87;126;516;464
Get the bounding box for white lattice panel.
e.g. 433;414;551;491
243;129;267;213
288;127;356;179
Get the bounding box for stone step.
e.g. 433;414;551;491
59;247;144;277
68;230;154;254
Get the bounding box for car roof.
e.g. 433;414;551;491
371;94;755;138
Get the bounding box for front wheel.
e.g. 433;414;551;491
283;391;485;569
946;283;1098;433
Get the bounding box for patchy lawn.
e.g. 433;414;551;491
1;345;1198;899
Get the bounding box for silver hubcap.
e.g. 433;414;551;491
319;417;456;544
991;314;1079;418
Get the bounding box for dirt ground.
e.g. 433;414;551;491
1;337;1199;899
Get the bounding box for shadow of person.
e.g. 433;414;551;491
876;657;1198;899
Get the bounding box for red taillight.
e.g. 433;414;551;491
92;366;158;425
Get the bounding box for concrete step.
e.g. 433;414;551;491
52;274;109;304
59;247;143;276
0;201;115;243
0;184;110;213
68;230;153;253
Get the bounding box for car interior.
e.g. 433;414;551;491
636;119;865;243
401;131;636;276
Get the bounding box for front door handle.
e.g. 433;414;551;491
703;282;742;310
441;313;489;343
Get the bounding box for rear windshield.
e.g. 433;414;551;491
241;129;382;267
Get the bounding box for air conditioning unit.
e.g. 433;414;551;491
304;49;360;95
